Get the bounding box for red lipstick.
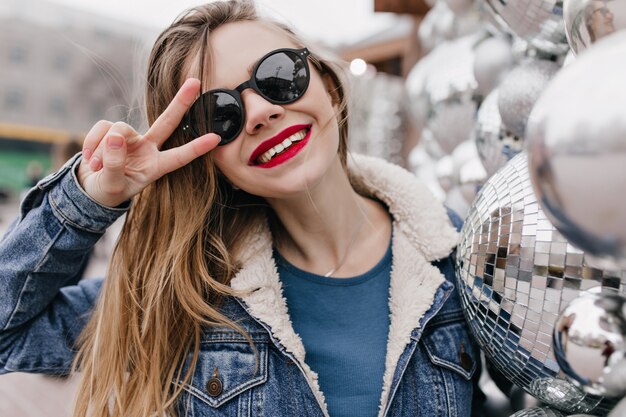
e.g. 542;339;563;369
249;124;312;168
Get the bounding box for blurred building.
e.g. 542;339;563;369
0;0;158;192
337;0;430;78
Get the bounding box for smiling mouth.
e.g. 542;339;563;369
255;128;308;164
251;126;312;168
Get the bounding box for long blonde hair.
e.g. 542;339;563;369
72;1;350;416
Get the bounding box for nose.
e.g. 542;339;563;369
242;90;285;135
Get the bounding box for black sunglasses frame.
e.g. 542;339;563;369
181;47;311;145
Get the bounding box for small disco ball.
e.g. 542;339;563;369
418;2;454;56
497;58;561;140
473;35;515;97
564;0;626;55
455;152;624;414
482;0;570;56
475;89;524;177
425;33;480;154
443;0;475;15
407;32;481;154
553;290;626;397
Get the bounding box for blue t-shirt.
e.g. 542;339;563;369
274;239;392;417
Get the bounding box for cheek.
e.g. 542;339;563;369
305;85;339;134
212;145;242;181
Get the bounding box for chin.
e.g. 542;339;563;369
247;152;339;199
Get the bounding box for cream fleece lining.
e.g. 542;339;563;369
230;154;459;417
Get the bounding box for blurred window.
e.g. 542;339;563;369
94;28;112;40
4;90;25;110
52;53;71;72
49;96;67;117
91;101;107;119
8;45;28;64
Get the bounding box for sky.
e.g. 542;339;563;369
46;0;399;47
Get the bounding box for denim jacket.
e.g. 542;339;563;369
0;153;484;417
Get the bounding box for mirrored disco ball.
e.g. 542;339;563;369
451;3;486;40
455;152;625;414
527;31;626;269
429;92;477;154
418;1;455;54
419;0;485;52
483;0;570;55
406;41;439;132
475;89;524;177
473;35;515;97
498;58;561;140
553;290;626;396
444;0;475;15
510;406;565;417
425;33;482;154
564;0;626;55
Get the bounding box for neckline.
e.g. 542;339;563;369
273;232;393;287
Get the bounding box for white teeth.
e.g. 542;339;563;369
256;129;308;164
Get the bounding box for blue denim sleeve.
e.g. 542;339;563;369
445;207;464;232
444;207;487;416
0;153;129;374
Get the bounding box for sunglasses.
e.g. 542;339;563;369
592;6;612;18
181;47;312;145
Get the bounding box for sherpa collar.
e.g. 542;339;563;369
230;154;459;417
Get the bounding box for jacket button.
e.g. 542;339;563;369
206;367;223;397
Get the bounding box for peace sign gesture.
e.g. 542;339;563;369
77;78;220;208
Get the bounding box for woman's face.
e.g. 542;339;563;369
589;1;615;40
189;21;341;199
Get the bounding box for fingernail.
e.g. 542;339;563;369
89;156;101;171
82;148;92;160
107;135;124;149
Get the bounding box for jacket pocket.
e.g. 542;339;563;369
176;335;269;409
421;318;478;380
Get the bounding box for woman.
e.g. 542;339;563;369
0;1;483;416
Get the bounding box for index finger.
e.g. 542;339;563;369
143;78;201;146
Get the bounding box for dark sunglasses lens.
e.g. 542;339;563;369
255;51;308;103
189;91;242;144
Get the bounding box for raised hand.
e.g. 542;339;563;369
77;78;220;208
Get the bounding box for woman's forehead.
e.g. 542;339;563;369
199;21;299;89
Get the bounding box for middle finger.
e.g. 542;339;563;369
142;78;201;147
